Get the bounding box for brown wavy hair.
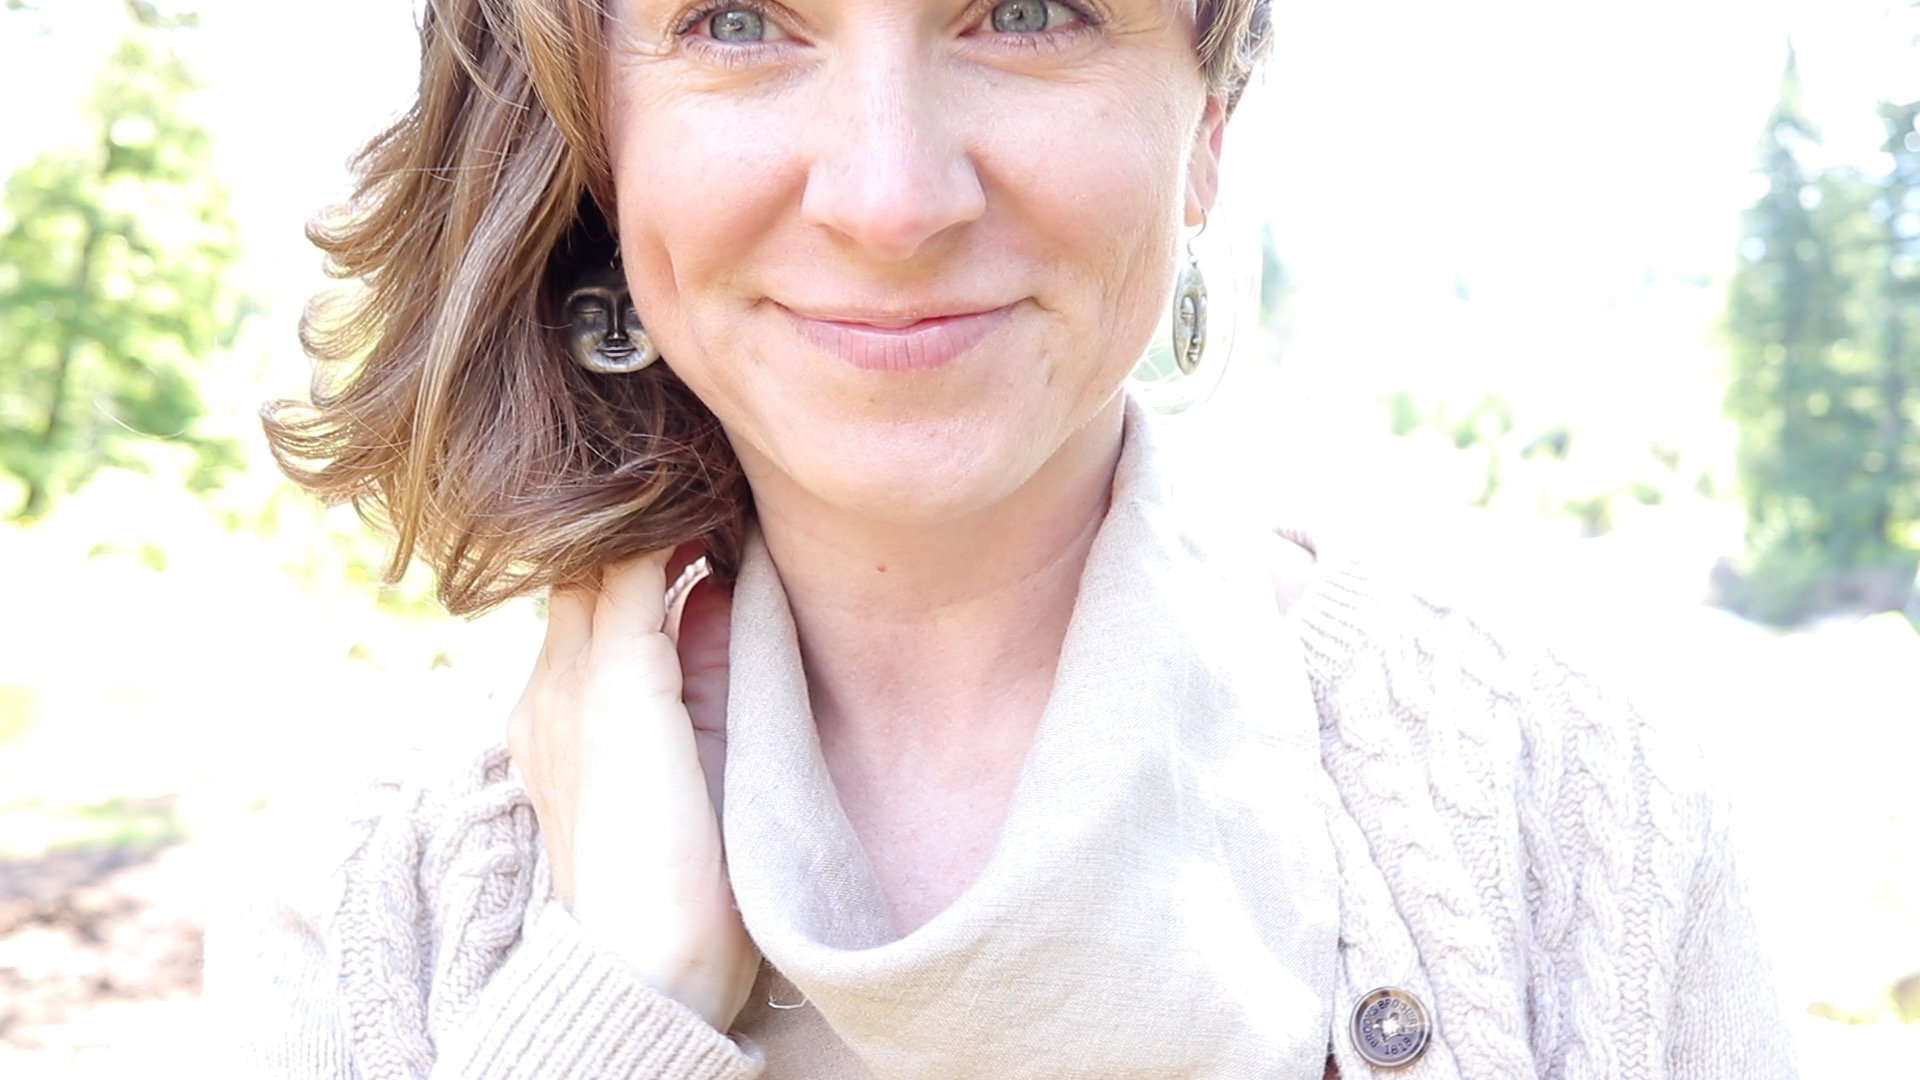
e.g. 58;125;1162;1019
263;0;1274;616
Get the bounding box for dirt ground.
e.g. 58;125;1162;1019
0;840;209;1076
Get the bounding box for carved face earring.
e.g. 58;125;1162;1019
1170;216;1208;376
564;262;660;374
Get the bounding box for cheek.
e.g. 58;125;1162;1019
971;76;1195;367
608;86;803;324
972;69;1196;265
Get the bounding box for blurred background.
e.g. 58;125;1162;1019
0;0;1915;1075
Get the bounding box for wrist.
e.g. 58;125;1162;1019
565;895;747;1031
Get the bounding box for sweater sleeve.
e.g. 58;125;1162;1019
207;757;764;1080
1665;794;1800;1079
209;883;361;1078
424;899;763;1079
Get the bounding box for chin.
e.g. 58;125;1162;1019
757;413;1053;527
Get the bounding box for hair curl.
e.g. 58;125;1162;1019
263;0;1273;616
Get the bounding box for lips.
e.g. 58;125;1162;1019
782;304;1014;373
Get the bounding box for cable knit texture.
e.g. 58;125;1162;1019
210;408;1796;1079
214;751;761;1080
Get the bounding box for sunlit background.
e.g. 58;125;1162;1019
1;0;1916;1075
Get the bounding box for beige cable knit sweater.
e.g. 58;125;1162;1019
211;409;1797;1079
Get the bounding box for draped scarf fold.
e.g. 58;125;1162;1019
721;401;1341;1079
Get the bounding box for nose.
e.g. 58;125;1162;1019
800;50;986;260
603;295;632;345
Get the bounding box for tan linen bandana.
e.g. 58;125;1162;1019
722;402;1339;1079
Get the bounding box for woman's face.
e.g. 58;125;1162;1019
607;0;1223;524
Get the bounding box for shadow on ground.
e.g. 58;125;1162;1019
0;839;203;1053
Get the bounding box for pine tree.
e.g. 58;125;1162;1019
1722;51;1920;622
0;1;244;520
1867;98;1920;571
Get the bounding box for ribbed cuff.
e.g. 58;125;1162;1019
433;900;763;1080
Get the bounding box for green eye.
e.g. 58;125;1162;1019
990;0;1053;33
708;8;766;41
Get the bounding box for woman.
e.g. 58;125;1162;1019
224;0;1796;1075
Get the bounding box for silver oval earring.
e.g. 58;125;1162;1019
1170;216;1208;376
564;262;660;374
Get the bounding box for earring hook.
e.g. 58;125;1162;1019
1187;210;1208;261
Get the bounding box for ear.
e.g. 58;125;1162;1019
1184;94;1227;226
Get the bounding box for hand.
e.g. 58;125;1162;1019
506;545;759;1032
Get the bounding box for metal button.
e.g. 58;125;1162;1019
1348;986;1432;1069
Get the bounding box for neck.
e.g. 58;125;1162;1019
747;396;1125;755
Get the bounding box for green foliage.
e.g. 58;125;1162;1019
0;793;187;858
59;793;189;851
1258;223;1291;329
1720;51;1920;624
1382;389;1694;535
0;4;245;520
0;683;38;745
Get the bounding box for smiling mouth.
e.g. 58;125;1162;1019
781;304;1016;373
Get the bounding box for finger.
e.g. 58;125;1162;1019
541;580;597;672
592;547;673;649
